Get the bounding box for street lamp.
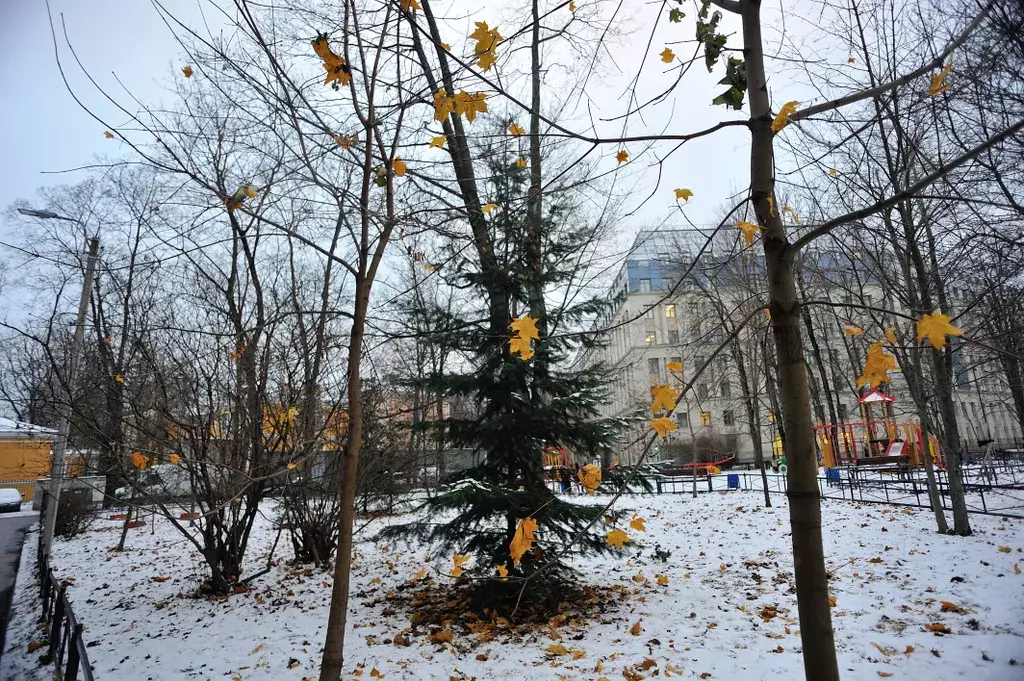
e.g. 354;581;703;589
19;206;100;561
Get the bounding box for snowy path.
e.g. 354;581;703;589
14;492;1024;680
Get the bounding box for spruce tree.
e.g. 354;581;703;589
381;133;626;606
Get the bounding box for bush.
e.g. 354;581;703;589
53;490;95;538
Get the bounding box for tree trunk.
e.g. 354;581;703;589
732;339;770;506
319;277;369;681
740;1;839;679
930;350;971;535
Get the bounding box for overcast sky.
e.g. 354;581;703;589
0;0;752;237
0;0;213;218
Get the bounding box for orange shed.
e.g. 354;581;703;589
0;417;57;501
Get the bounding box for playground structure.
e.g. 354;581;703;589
813;389;942;470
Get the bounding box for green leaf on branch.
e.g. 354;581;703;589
696;7;726;71
668;8;685;23
712;56;746;108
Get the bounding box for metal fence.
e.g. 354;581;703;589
36;538;94;680
648;466;1024;519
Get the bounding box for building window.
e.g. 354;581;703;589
698;384;709;399
718;356;728;370
667;330;679;345
639;279;652;292
700;411;712;426
695;355;706;370
670;355;683;368
645;332;657;346
837;404;848;421
691;322;702;340
665;304;676;318
723;410;735;426
720;381;731;398
645;307;656;318
648;358;660;375
678;412;689;427
689;302;700;315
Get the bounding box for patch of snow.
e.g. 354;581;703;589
17;492;1024;680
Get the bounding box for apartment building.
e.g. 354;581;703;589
584;229;1023;466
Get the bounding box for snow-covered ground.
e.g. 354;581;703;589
4;491;1023;680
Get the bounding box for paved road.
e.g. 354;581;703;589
0;512;38;670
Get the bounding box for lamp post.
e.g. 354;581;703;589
19;207;100;561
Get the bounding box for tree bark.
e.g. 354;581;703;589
319;277;368;681
740;1;839;678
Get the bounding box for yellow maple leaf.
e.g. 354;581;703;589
311;36;351;88
244;185;257;199
924;623;950;633
650;417;676;437
334;133;358;149
482;202;499;214
665;662;683;677
928;65;951;97
545;643;569;656
666;360;683;372
771;100;799;133
606;528;629;549
674;188;693;202
615;149;628;164
630;515;646;532
433;89;455;122
496;564;508;579
650;383;679;415
429;135;447;149
114;373;125;384
477;52;497;72
508;122;525;136
181;65;193;78
104;131;114;139
997;545;1011;553
884;327;898;345
286;462;297;470
856;341;899;389
393;157;407;177
660;47;675;63
656;574;669;586
453;90;488;122
168;453;181;465
399;0;421;10
509;335;534;360
424;263;436;273
509;516;538;567
440;42;451;51
848;56;856;63
629;620;643;636
577;463;602;494
510;315;540;341
410;567;427;581
103;336;112;345
735;221;759;247
844;324;864;337
916;311;962;350
514;156;528;168
131;451;148;471
569;1;577;10
828;168;838;175
450;553;471;577
782;205;800;223
469;21;503;57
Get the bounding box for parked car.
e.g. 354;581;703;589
0;488;22;513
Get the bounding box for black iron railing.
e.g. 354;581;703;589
36;539;94;681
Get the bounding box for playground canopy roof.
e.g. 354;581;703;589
857;389;895;404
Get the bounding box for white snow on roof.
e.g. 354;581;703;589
0;417;58;437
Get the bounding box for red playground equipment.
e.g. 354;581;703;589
814;390;942;470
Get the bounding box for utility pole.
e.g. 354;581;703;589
41;236;100;561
